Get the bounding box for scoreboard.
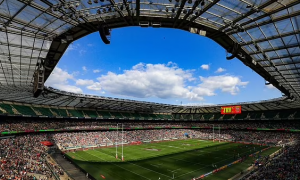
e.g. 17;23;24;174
221;105;242;114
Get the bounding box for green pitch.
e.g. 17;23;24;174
66;139;279;180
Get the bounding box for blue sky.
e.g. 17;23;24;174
45;27;281;105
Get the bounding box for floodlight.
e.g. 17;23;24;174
98;24;111;44
88;0;92;5
152;22;161;28
199;30;206;36
139;21;149;27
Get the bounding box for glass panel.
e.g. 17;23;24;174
275;19;293;34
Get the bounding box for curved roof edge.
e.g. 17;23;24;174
0;83;298;113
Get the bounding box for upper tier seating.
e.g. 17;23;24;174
12;104;36;116
0;103;297;121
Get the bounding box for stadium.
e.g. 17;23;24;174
0;0;300;180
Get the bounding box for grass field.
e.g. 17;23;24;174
66;139;279;180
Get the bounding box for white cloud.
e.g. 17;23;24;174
215;67;226;73
45;67;74;85
88;63;247;100
96;62;202;100
65;43;80;54
82;66;87;71
266;84;276;89
76;79;94;86
93;69;101;73
45;63;248;101
183;102;215;106
52;84;83;94
201;64;209;70
87;82;102;91
79;49;87;55
45;67;83;94
196;75;249;95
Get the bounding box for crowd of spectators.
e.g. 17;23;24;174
0;134;54;179
1;119;300;132
50;129;296;150
0;123;298;179
247;142;300;180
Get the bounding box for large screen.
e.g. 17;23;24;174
221;105;242;114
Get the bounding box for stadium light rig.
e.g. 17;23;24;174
99;24;111;44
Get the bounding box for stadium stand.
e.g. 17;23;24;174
97;111;112;119
1;1;300;179
2;102;300;122
13;104;37;116
0;103;14;115
82;110;99;118
110;111;124;119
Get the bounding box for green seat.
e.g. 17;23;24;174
235;112;248;120
121;112;132;119
173;114;181;120
203;114;212;120
50;108;60;116
12;104;36;116
0;103;14;114
192;114;201;120
182;114;191;120
110;112;123;119
213;113;222;120
263;111;276;119
279;111;292;119
222;114;232;120
294;111;300;119
165;114;172;119
68;109;84;117
82;110;98;118
97;111;112;119
34;107;54;116
130;113;141;120
248;112;257;119
56;109;68;116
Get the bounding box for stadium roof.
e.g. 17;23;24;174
0;86;299;113
0;0;300;111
